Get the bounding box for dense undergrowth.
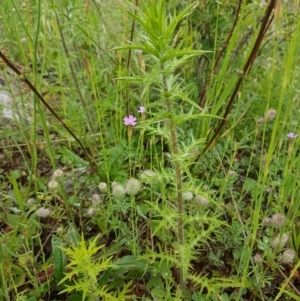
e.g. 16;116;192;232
1;0;300;300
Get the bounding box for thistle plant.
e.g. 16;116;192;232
58;234;131;301
115;0;216;288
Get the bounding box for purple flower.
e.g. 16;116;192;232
124;115;137;126
138;106;146;113
287;132;298;139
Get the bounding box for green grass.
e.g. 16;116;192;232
1;0;300;300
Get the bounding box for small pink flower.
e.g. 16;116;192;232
138;106;146;113
287;132;298;139
124;115;137;126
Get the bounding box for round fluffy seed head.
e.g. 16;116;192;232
194;194;210;206
112;184;126;198
139;170;157;183
262;217;272;226
48;180;59;191
126;178;141;195
91;194;101;205
271;213;286;228
87;207;95;217
98;182;108;193
52;169;64;180
279;248;296;264
36;207;51;218
267;108;276;121
271;233;289;249
111;181;118;188
253;253;263;264
257;117;265;124
182;191;193;201
27;197;36;205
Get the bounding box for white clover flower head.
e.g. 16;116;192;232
36;207;51;218
271;233;289;249
126;178;142;195
52;169;64;180
262;217;272;226
257;117;265;124
91;194;101;205
98;182;108;193
27;197;36;205
87;207;95;217
267;108;276;121
139;169;157;183
194;194;210;206
271;213;286;228
112;184;126;198
279;248;296;264
48;180;59;191
253;253;263;264
182;191;193;201
111;181;118;188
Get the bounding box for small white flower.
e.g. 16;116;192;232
27;197;36;205
271;233;289;249
267;108;276;121
112;184;126;198
111;181;118;188
182;191;193;201
52;169;64;180
48;180;59;191
98;182;108;193
87;207;95;217
279;248;296;264
91;194;101;205
194;194;209;206
262;217;272;225
126;178;141;195
257;117;265;124
36;207;51;218
253;253;263;264
271;213;286;228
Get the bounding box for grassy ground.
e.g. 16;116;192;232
1;0;300;300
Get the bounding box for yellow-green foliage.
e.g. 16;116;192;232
58;234;132;301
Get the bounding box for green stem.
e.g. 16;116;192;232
161;65;185;289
